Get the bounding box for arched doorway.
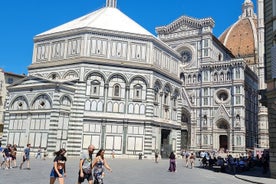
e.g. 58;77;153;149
216;120;230;152
219;135;228;151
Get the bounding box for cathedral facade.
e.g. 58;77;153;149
2;0;259;157
156;12;258;153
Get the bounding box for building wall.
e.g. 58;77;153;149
264;0;276;179
2;29;183;158
0;69;24;143
157;16;259;153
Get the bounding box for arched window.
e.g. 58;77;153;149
218;53;222;61
188;75;191;83
220;72;224;81
203;115;207;126
236;68;240;79
204;135;208;145
91;80;100;96
204;71;208;81
198;74;202;82
164;94;168;105
180;73;185;83
134;84;142;100
214;73;218;81
193;75;196;83
113;84;121;97
227;72;231;80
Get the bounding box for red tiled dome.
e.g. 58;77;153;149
219;0;258;65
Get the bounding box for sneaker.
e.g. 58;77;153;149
26;168;31;170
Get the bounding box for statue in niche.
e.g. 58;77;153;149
235;114;241;127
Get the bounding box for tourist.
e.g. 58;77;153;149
92;149;112;184
168;151;176;172
19;143;31;170
112;149;115;160
43;147;48;160
11;144;17;168
49;148;67;184
155;149;159;163
35;146;42;159
78;145;95;184
3;144;12;169
189;152;196;169
185;151;190;167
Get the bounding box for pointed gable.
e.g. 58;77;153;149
213;105;231;123
156;16;215;35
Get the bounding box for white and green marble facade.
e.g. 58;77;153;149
2;1;259;158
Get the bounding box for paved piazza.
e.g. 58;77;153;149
0;156;252;184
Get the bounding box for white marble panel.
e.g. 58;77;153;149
8;133;14;145
105;136;114;150
83;135;92;149
41;133;48;148
136;137;143;150
127;137;135;150
29;133;35;146
117;126;123;134
139;127;144;135
92;135;100;149
128;104;134;114
14;133;20;145
35;133;41;147
114;136;122;150
133;126;138;134
95;124;101;133
112;125;117;133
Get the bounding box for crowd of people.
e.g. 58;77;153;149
191;149;270;174
1;143;271;182
1;143;112;184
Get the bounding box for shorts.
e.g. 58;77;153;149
23;156;29;162
78;170;93;183
50;168;64;178
5;157;12;161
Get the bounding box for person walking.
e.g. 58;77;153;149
11;144;17;168
92;149;112;184
185;151;190;168
189;152;196;169
78;145;95;184
19;143;31;170
49;148;67;184
111;149;115;160
43;147;48;160
168;151;176;172
154;149;159;163
3;144;12;169
35;146;42;159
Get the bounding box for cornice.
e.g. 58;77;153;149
28;58;182;84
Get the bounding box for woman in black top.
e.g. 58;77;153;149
168;152;176;172
50;148;67;184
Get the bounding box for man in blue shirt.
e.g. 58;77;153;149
19;143;31;170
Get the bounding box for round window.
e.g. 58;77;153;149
181;50;192;63
216;90;229;102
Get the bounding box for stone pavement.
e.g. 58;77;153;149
0;156;275;184
234;166;274;184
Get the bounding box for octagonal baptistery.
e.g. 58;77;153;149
5;1;183;157
219;0;258;67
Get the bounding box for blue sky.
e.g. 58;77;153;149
0;0;257;75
